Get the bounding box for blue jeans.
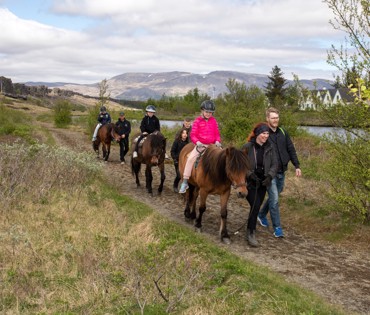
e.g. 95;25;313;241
259;172;285;229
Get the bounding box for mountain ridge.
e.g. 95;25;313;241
27;70;333;101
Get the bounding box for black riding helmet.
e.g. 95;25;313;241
100;106;107;112
200;100;215;113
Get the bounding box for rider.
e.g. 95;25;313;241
132;105;160;158
92;106;111;141
178;100;222;193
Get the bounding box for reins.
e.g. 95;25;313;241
232;183;259;235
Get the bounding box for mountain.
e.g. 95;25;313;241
44;71;333;101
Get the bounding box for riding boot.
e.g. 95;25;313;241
246;229;259;247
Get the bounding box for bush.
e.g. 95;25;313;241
54;100;72;128
0;143;102;211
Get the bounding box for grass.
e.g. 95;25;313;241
0;142;347;315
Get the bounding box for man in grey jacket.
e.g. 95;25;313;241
258;107;302;238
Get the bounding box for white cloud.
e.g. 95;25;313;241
0;0;343;84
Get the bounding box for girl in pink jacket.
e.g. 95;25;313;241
179;100;222;193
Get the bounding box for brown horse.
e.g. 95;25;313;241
179;143;251;244
131;131;166;195
92;123;121;161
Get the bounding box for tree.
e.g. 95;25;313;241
216;79;267;145
322;0;370;222
264;65;288;107
324;0;370;84
97;78;111;109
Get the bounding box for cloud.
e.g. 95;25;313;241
0;0;342;84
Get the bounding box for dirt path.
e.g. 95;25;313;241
46;123;370;315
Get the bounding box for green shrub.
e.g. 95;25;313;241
54;100;72;128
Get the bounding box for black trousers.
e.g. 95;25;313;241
173;163;181;188
119;138;129;161
246;182;267;232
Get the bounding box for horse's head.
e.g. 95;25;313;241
144;132;166;166
111;125;121;143
225;147;250;198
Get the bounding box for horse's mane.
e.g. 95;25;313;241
202;145;250;185
148;132;166;149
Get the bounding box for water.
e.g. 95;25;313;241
161;120;347;137
299;126;346;137
161;120;183;128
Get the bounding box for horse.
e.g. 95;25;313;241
92;123;121;162
179;143;251;244
131;131;166;195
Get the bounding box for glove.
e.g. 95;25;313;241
247;173;259;183
196;141;204;148
215;141;222;148
262;175;272;187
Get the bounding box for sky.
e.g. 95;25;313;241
0;0;344;84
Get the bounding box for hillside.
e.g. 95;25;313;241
42;71;333;101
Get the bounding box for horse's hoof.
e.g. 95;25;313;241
185;217;193;223
194;227;202;233
222;237;231;245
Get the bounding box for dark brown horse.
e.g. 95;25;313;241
92;123;121;161
179;143;251;244
131;131;166;195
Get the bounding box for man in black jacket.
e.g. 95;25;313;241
257;107;302;238
116;112;131;164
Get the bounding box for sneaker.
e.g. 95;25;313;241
274;227;284;238
178;182;189;194
257;215;269;227
132;151;138;158
121;161;125;165
173;186;179;193
165;153;170;159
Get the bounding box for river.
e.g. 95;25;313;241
161;120;348;138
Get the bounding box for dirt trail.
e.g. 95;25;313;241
46;123;370;315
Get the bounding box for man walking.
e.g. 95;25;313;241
258;107;302;238
115;112;131;164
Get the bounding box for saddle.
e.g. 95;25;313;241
133;135;147;148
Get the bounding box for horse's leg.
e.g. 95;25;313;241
220;190;231;244
131;160;141;187
145;165;153;195
195;189;207;232
92;140;100;158
157;163;166;194
102;143;107;160
184;184;197;221
105;143;110;162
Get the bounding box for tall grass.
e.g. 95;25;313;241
0;103;32;140
0;142;345;314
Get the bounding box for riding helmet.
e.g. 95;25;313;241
200;100;215;112
146;105;156;113
100;106;107;112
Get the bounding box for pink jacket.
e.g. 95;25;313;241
190;115;221;144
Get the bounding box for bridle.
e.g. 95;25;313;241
231;182;247;189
